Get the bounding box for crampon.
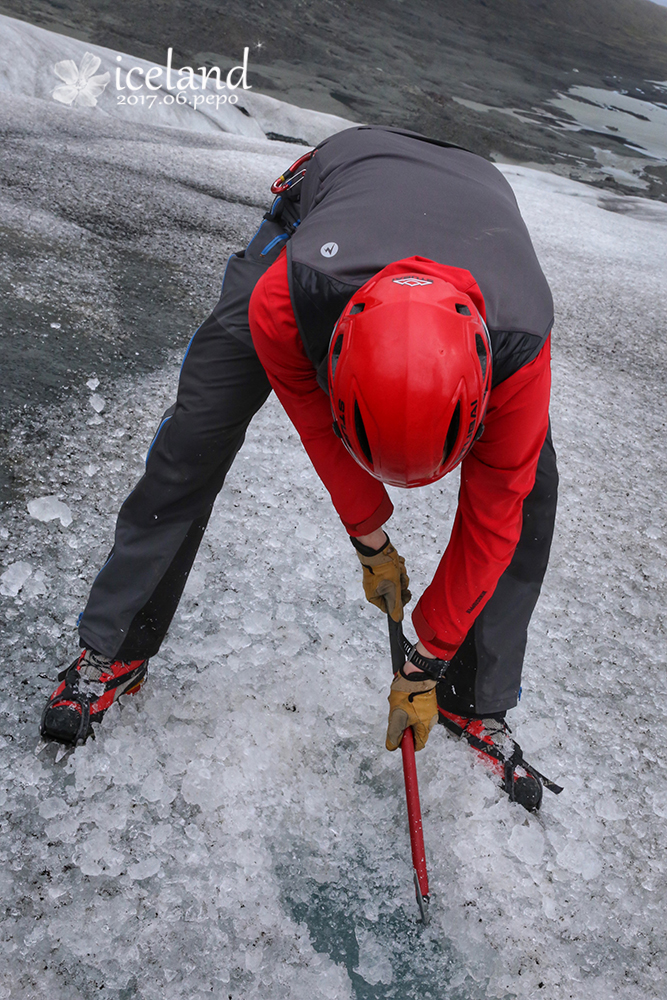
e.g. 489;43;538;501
40;649;148;746
438;708;563;811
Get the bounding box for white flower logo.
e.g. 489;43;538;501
52;52;110;107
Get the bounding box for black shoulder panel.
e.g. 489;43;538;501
288;252;361;370
490;328;552;387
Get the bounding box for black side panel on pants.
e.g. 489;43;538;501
78;212;293;660
437;426;558;716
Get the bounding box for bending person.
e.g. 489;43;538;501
41;126;558;810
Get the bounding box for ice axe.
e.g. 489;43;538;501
388;616;431;925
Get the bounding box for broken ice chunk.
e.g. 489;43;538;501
242;610;272;634
27;495;73;527
0;561;32;596
89;394;105;413
508;822;545;866
354;927;394;985
127;858;161;880
295;520;318;541
38;796;69;819
22;569;47;597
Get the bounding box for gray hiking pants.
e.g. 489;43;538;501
77;211;285;662
78;223;557;714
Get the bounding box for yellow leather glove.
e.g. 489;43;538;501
353;537;411;623
386;673;438;752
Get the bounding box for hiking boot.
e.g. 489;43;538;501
438;708;545;811
40;649;148;746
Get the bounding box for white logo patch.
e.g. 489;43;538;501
320;241;339;258
392;276;433;286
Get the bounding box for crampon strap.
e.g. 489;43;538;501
464;727;563;797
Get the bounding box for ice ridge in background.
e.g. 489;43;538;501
0;12;355;145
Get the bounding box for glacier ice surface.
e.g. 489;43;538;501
0;60;667;1000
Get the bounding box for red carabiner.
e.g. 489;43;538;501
271;150;314;194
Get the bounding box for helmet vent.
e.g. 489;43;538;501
354;401;373;466
349;302;365;315
330;334;344;379
475;333;488;379
442;401;461;467
455;303;471;315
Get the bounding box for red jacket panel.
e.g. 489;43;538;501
412;340;551;657
248;251;394;535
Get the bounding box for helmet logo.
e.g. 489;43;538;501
392;276;433;286
320;241;339;257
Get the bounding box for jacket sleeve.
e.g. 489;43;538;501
412;337;552;658
248;251;394;535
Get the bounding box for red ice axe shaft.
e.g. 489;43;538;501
388;617;431;924
401;726;430;921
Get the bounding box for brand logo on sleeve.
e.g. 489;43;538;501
320;242;339;257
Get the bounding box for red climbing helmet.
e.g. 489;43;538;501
328;262;492;487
